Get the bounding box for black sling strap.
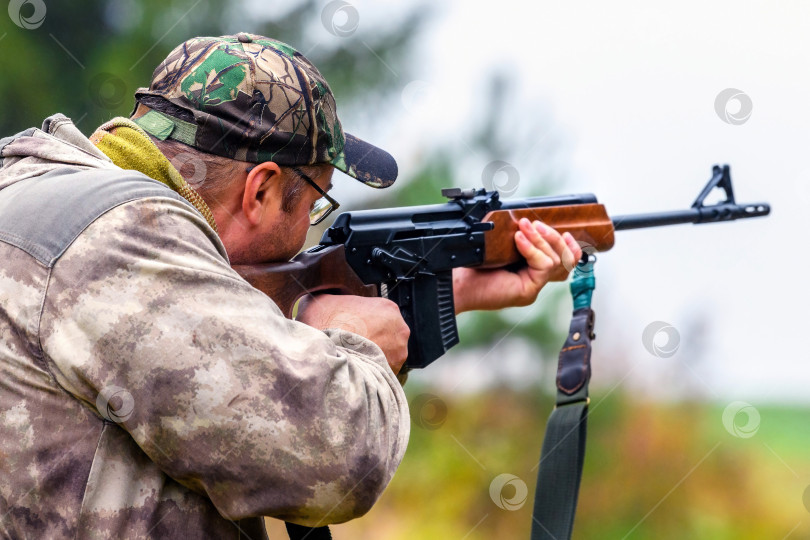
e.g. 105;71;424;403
531;256;596;540
285;522;332;540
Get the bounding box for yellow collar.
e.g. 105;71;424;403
90;117;218;232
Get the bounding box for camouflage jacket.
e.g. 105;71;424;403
0;115;409;539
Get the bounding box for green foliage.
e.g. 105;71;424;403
0;0;236;134
0;0;430;136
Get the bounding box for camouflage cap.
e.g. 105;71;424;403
133;33;397;188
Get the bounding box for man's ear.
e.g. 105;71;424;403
242;162;283;226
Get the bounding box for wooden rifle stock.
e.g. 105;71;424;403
233;245;378;318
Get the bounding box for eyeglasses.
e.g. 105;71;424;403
291;167;340;225
245;165;340;226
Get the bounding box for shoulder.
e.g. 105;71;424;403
0;166;226;267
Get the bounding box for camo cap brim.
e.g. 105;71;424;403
133;33;397;188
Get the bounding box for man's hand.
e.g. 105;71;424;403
453;218;583;313
297;294;410;374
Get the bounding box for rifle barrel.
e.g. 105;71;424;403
612;202;770;231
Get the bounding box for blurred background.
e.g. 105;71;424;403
1;0;806;538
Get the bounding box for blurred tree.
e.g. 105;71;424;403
0;0;429;136
0;0;233;133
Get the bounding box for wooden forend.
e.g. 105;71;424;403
481;203;615;268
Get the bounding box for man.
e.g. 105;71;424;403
0;34;581;538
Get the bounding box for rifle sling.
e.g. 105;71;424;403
531;258;596;540
285;521;332;540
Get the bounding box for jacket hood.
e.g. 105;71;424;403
0;114;118;191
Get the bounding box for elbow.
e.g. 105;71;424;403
343;451;395;519
303;405;409;524
300;348;411;523
205;454;388;524
216;355;410;524
297;451;395;525
214;417;406;525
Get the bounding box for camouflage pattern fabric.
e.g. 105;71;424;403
0;115;409;538
90;116;218;232
135;34;398;188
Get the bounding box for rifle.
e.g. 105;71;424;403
234;164;769;369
